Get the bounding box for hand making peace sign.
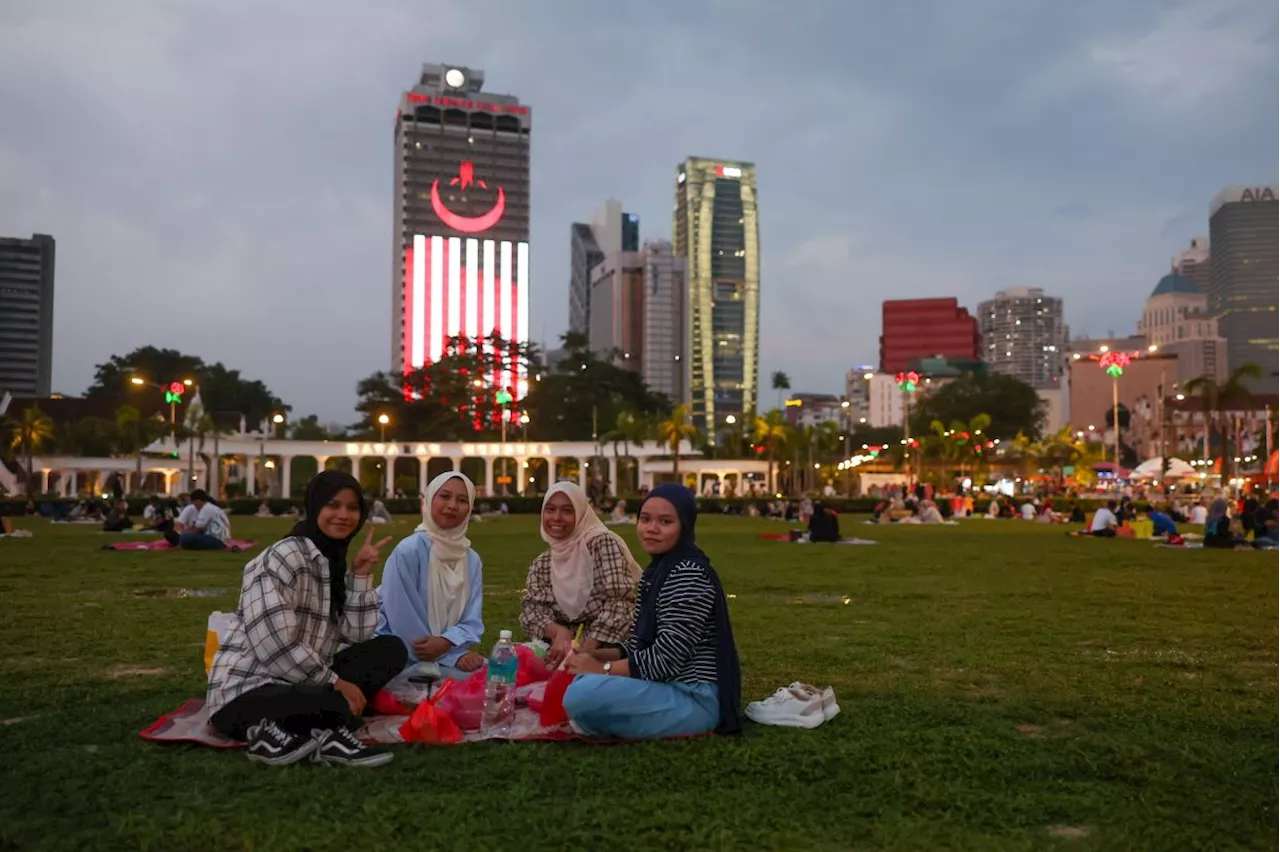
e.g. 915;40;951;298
352;527;393;576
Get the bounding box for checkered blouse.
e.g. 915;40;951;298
206;537;381;715
519;534;638;644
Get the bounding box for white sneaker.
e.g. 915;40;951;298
745;684;826;729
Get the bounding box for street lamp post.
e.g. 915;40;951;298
259;413;284;497
377;413;390;443
840;400;851;496
129;375;194;441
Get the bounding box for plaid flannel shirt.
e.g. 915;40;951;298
206;537;380;715
519;534;637;644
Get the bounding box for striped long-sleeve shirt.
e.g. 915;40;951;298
520;535;637;645
206;538;381;714
624;559;718;685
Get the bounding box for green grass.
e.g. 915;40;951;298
0;514;1274;851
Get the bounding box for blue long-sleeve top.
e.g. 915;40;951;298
375;534;485;669
1148;511;1178;536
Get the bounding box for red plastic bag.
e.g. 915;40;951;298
370;689;412;716
538;670;575;728
399;700;463;744
514;645;552;686
434;672;487;731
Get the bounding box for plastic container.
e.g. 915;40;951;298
481;630;519;737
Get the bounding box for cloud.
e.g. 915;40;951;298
0;0;1274;421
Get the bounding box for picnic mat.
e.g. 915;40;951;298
106;539;258;552
140;696;585;747
757;533;879;545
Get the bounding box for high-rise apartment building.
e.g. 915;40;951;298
674;157;760;433
977;287;1068;389
0;234;56;397
880;298;980;374
1172;237;1211;290
587;242;689;404
391;63;531;396
1209;185;1278;390
569;201;639;336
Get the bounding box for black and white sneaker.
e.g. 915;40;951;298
245;720;321;766
312;726;394;767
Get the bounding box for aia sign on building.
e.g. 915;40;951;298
402;160;529;397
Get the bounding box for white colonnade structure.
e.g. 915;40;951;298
26;435;770;499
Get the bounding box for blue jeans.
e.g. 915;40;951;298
563;676;718;739
179;532;225;550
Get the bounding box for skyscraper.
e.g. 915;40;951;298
673;157;760;433
1172;237;1211;290
1209;185;1278;389
0;233;56;397
586;241;689;404
977;288;1068;389
391;63;531;395
569;200;639;337
879;298;981;374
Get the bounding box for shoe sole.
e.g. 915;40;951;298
745;708;826;729
314;751;395;767
246;738;322;766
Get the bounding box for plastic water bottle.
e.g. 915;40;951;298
482;629;518;737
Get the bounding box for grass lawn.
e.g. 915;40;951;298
0;514;1274;851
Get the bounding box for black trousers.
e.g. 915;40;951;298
210;635;407;740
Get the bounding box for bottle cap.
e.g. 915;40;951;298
499;629;512;641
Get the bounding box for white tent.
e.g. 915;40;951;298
1132;457;1196;478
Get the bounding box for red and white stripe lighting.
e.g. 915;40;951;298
402;235;529;385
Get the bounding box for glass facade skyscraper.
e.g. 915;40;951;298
673;158;759;434
1208;185;1278;391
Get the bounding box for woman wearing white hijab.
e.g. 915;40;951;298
520;482;642;668
376;472;486;677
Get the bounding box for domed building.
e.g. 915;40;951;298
1137;269;1225;384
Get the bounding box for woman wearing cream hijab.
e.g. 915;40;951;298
520;482;642;668
376;472;486;677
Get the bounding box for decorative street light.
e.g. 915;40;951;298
1090;347;1150;469
894;371;921;480
377;413;390;443
129;375;194;439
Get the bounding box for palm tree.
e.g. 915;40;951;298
656;404;700;482
601;410;649;495
1185;363;1263;477
771;371;791;410
753;409;790;495
4;405;55;495
114;405;146;493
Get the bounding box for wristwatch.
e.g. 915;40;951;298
602;661;613;675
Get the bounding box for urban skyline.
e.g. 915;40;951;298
0;1;1275;422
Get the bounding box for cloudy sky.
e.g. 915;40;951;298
1;0;1275;422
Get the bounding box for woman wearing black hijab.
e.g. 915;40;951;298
563;482;742;738
206;471;406;766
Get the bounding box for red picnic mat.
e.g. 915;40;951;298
106;539;258;552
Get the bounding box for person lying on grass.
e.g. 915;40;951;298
376;472;486;679
520;482;642;668
206;470;403;767
561;483;742;739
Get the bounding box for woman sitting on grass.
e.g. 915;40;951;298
376;472;486;679
521;482;641;668
562;483;741;739
206;471;403;767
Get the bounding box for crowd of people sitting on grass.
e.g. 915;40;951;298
203;470;741;766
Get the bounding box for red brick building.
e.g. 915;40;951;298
879;298;982;374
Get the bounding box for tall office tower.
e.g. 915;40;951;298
977;287;1068;389
586;242;689;404
1209;185;1278;390
879;298;981;374
391;63;531;399
569;200;639;336
0;234;56;397
673;157;760;434
1172;237;1211;290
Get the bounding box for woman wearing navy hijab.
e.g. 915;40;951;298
562;483;742;738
